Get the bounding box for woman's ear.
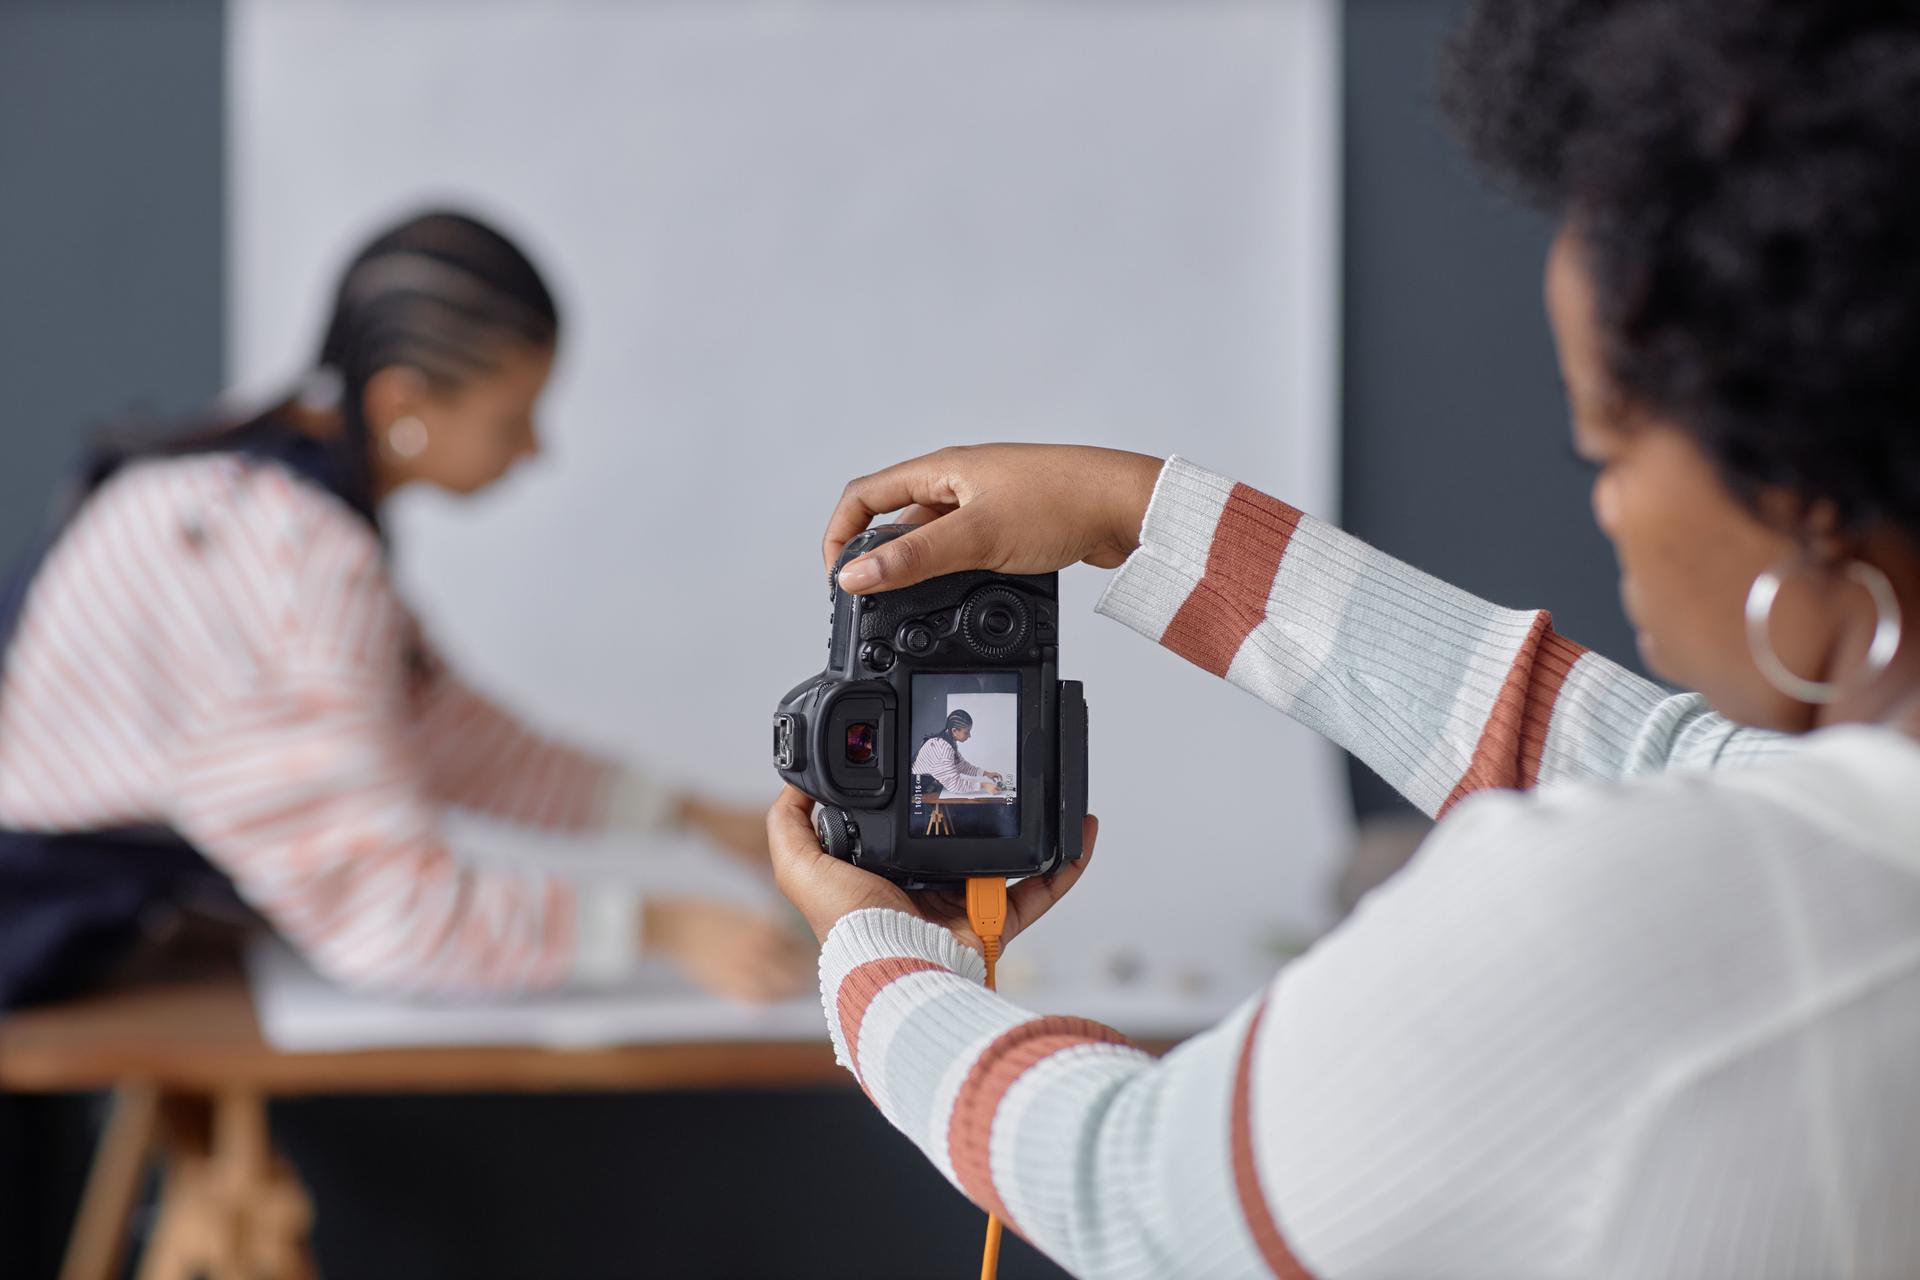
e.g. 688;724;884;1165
361;365;430;432
1750;486;1852;563
1798;499;1854;567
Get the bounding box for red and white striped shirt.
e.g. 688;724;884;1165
818;456;1920;1278
0;454;659;994
911;735;990;793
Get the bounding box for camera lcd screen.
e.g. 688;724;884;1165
909;673;1020;839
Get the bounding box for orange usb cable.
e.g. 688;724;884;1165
966;877;1010;1280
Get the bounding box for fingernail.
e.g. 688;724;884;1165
838;557;881;593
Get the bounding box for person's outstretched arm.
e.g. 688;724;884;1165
1095;456;1791;814
822;908;1286;1279
826;446;1789;816
171;631;638;994
410;630;775;865
409;643;681;833
164;513;805;1000
913;738;991;793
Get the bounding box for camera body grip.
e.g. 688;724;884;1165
774;527;1087;886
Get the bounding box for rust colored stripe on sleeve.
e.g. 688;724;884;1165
1438;615;1587;816
1232;999;1318;1280
1518;629;1587;785
1159;484;1305;677
947;1016;1137;1236
836;957;947;1083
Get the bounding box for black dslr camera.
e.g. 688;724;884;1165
774;526;1088;887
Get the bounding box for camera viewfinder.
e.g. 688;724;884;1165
846;721;877;765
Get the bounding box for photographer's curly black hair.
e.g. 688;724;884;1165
1441;0;1920;543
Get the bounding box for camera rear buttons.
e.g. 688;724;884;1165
860;640;896;672
900;623;936;656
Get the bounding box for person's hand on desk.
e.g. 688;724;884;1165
766;786;1096;950
641;897;812;1003
825;444;1163;593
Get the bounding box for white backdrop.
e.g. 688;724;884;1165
230;0;1347;1002
939;692;1017;783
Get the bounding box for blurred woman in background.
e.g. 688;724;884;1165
910;709;1002;796
0;210;809;1007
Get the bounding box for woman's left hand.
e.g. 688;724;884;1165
767;785;1097;947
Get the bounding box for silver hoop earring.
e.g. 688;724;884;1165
1744;559;1903;704
386;415;429;460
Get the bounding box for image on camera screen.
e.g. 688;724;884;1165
909;673;1020;839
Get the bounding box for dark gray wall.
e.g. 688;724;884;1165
0;0;226;563
1341;0;1648;816
0;7;225;1276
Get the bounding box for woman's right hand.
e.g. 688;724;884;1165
641;897;813;1003
825;445;1164;594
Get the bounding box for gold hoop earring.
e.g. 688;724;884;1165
386;416;429;460
1744;559;1902;704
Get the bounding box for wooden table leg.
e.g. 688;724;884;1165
58;1083;161;1280
138;1089;316;1280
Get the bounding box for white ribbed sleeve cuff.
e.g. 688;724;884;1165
600;766;682;836
1095;454;1232;641
571;884;642;986
818;908;986;1069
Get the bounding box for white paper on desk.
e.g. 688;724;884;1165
247;818;1257;1053
247;818;819;1052
249;935;1253;1055
246;938;829;1052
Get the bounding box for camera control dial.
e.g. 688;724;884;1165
813;806;863;864
961;586;1032;658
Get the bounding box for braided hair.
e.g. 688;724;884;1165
79;209;558;531
917;708;975;758
315;210;559;521
938;708;973;745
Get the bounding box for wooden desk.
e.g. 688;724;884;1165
0;951;844;1280
921;792;1016;836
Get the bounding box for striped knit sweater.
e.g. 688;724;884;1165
0;455;670;993
819;456;1920;1279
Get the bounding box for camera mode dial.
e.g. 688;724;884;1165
960;587;1032;658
